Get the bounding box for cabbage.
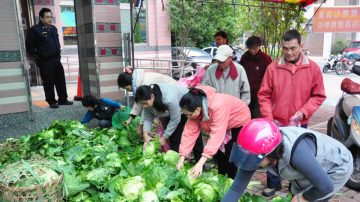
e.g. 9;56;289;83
163;150;179;165
117;176;145;200
143;141;159;156
140;190;159;202
194;182;216;202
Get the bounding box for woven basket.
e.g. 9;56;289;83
0;159;63;202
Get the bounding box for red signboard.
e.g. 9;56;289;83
313;7;360;33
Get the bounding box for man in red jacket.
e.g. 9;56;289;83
240;36;272;118
258;29;326;197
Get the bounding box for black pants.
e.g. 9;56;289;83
159;115;204;162
249;97;262;119
37;57;68;104
214;127;241;179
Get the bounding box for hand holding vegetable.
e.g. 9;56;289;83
125;117;133;125
189;156;207;178
143;131;154;149
137;124;144;136
159;136;167;146
176;156;185;170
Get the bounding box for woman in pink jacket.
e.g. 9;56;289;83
176;86;251;179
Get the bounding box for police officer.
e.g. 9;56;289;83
26;8;73;108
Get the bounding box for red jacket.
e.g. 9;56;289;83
240;50;272;101
258;54;326;125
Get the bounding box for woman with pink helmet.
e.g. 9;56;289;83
223;118;353;202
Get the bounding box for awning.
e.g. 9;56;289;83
258;0;317;7
62;27;77;36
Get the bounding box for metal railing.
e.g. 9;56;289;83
61;55;79;83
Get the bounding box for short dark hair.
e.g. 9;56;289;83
117;72;132;88
214;31;228;39
282;29;301;44
82;95;98;107
135;84;167;112
245;36;262;48
39;8;52;18
179;88;207;112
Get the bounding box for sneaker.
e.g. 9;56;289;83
262;187;281;197
49;103;59;109
58;100;73;105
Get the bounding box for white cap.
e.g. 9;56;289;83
214;45;233;62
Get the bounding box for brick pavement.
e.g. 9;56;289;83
249;103;360;201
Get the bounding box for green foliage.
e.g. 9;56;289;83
331;40;347;54
0;120;292;201
168;0;242;48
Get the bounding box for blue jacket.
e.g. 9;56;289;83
81;98;121;124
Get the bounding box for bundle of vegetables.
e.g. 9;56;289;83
0;120;291;201
0;159;63;201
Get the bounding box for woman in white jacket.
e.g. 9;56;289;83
117;68;177;134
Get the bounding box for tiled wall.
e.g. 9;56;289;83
0;0;29;115
76;0;123;100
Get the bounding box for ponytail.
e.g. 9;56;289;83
135;84;167;112
179;88;206;112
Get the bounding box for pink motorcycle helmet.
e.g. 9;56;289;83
229;118;283;171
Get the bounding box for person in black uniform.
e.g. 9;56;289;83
26;8;73;108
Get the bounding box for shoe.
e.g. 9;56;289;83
262;187;281;197
58;100;73;105
49;103;59;109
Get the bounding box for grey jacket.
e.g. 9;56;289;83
130;69;177;116
142;83;188;138
273;127;353;200
202;62;251;104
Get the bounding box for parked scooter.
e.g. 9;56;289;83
327;77;360;190
323;54;341;73
335;52;359;75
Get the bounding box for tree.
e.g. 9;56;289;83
168;0;242;48
167;0;306;59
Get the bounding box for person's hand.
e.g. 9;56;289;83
291;111;304;121
176;156;186;170
125;117;133;125
291;194;307;202
190;162;204;178
143;131;154;149
137;124;144;136
120;105;126;110
273;120;282;127
159;136;167;146
189;156;207;178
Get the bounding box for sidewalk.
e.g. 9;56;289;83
249;103;360;201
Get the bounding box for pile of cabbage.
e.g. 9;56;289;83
0;120;291;201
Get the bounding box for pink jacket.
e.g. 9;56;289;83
179;86;251;159
258;54;326;126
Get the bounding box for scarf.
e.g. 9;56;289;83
215;61;238;80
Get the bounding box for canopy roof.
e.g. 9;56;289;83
257;0;317;7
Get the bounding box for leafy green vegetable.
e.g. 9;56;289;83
140;190;159;202
116;176;145;200
163;150;180;165
194;182;216;202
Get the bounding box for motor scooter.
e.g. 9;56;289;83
327;77;360;190
323;54;341;73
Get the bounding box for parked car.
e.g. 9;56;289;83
202;46;244;63
343;41;360;54
171;47;212;79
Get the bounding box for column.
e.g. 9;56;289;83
75;0;123;100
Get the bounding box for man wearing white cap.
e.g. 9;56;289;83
202;44;251;105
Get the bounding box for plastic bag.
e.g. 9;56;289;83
178;67;206;87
